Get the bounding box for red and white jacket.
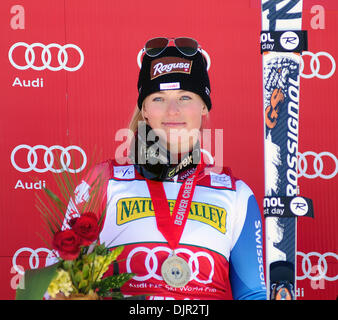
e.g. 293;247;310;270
60;158;266;300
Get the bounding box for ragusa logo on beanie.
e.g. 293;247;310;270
150;57;193;80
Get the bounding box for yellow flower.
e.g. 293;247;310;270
47;269;73;298
91;250;118;281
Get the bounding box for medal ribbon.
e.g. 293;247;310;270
146;163;203;250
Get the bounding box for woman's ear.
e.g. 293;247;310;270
201;105;208;116
141;104;148;122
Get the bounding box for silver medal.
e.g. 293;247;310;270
161;254;191;288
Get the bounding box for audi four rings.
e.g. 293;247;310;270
11;144;87;173
298;151;337;179
126;246;215;284
300;51;336;79
8;42;84;71
12;247;337;283
297;251;338;282
12;247;53;275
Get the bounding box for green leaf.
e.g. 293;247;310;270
36;194;62;234
108;292;125;300
16;263;59;300
110;246;124;261
94;272;135;298
94;243;108;256
62;260;74;271
75;259;84;270
96;273;135;291
74;271;83;284
43;187;63;207
78;279;88;290
82;264;90;279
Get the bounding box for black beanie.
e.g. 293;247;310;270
137;46;211;110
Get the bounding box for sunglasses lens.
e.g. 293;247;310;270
145;38;169;57
175;37;198;56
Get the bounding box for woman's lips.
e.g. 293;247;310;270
162;122;186;128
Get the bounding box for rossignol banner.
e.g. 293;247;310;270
0;0;337;300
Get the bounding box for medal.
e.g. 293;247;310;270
161;253;191;288
146;162;204;288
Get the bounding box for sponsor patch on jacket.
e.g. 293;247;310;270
209;172;232;188
116;197;227;234
113;165;135;179
151;57;193;80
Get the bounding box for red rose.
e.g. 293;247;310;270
70;212;99;246
52;229;81;260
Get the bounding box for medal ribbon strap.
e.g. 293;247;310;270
146;163;203;250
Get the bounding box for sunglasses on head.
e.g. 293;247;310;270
137;37;211;70
145;37;200;57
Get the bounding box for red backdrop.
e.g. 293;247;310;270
0;0;337;300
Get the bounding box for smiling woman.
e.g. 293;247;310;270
141;90;208;154
55;37;267;300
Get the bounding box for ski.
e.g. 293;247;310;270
260;0;313;300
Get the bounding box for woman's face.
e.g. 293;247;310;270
142;90;208;154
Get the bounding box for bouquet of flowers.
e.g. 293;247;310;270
16;162;134;300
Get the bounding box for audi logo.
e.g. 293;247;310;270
8;42;84;71
126;246;214;284
11;144;87;173
12;247;53;275
298;151;337;180
300;51;336;79
297;251;337;282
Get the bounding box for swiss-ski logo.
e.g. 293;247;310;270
262;0;302;30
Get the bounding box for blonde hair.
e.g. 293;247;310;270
128;105;144;134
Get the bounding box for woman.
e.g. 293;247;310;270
65;37;267;300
